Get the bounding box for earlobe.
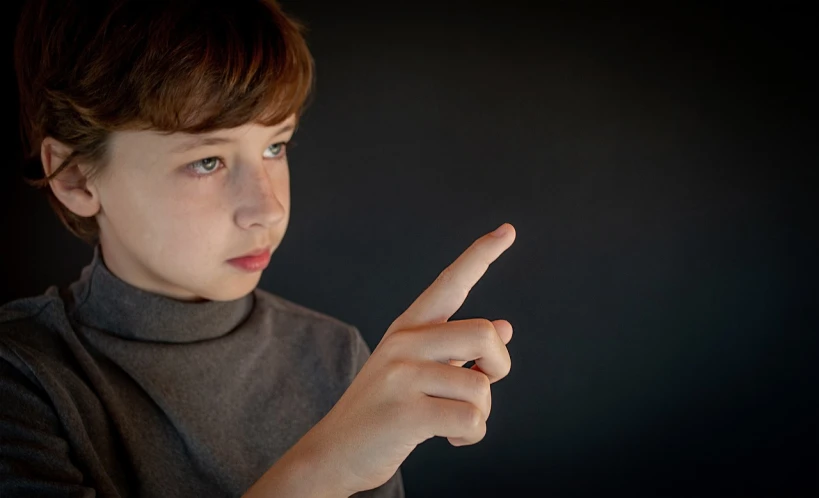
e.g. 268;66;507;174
40;137;101;218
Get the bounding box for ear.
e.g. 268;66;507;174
40;137;101;218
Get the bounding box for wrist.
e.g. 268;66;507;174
242;432;349;498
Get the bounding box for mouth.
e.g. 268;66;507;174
230;246;272;260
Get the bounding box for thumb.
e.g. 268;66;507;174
448;319;513;368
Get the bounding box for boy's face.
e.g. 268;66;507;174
92;114;297;302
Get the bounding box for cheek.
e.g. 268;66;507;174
107;178;219;250
159;193;226;243
101;178;159;237
159;186;239;252
274;184;290;210
273;164;291;208
138;197;229;277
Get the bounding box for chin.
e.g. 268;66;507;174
206;275;260;301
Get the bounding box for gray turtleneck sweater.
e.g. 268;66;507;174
0;245;404;497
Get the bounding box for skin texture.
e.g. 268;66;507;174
41;114;298;302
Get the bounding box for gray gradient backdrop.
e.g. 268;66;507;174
2;2;816;497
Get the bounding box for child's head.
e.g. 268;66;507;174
15;0;314;301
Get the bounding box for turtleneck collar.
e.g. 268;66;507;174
66;244;255;343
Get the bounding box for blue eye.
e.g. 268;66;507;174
264;142;288;159
188;157;222;177
186;141;291;179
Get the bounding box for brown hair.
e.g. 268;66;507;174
14;0;315;245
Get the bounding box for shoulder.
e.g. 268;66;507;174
0;302;91;495
1;290;61;341
0;288;77;378
0;292;55;326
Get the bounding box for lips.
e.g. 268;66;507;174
231;246;271;260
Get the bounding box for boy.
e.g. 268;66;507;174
2;1;516;496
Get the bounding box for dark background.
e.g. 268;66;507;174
2;1;816;497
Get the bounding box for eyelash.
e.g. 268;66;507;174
186;140;294;179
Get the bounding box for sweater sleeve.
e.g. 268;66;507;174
0;358;96;498
347;327;406;498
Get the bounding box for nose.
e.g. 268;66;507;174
233;163;285;230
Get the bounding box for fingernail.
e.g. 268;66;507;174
491;223;508;237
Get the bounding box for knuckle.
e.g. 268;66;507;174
485;391;492;421
382;330;410;358
384;359;416;386
435;266;455;286
469;369;491;397
478;318;498;341
502;354;512;378
462;404;483;430
436;267;468;297
386;318;402;335
475;420;488;441
476;319;497;345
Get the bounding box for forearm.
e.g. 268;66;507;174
241;437;348;498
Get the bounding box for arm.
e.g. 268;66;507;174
0;358;95;498
347;327;406;498
242;326;407;498
241;433;349;498
350;468;405;498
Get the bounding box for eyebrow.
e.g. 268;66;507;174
170;124;295;153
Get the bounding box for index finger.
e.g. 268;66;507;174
387;223;516;334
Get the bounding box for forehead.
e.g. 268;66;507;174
111;114;298;152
